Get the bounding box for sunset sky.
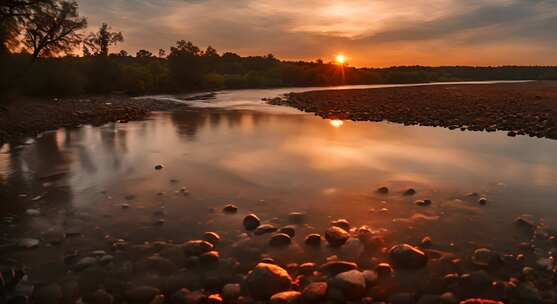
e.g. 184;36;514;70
79;0;557;67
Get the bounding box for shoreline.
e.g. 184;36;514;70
0;96;189;145
274;81;557;140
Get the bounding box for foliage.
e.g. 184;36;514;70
83;22;123;56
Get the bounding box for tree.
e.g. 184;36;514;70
158;48;165;58
170;40;200;57
23;0;86;59
136;49;152;58
83;22;123;56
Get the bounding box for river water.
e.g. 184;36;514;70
1;82;556;289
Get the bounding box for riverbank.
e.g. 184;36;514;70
0;96;188;145
275;81;557;140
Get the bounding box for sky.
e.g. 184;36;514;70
79;0;557;67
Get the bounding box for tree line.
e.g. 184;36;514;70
2;0;557;100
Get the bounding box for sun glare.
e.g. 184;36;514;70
330;119;344;128
335;54;346;65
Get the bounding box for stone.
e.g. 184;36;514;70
154;164;164;170
32;283;62;304
183;240;214;256
459;271;492;294
245;263;292;299
288;212;307;224
142;255;177;275
389;292;414;304
304;234;322;247
254;224;278;235
278;225;296;237
302;282;327;303
319;261;358;276
439;292;457;304
415;199;432;206
207;294;223;304
199;251;220;267
513;215;536;231
203;232;221;245
243;214;261;231
471;248;502;268
74;257;98;271
330;219;350;231
83;289;114;304
270;291;302;304
325;226;350;247
222;204;238;213
376;186;389;194
222;283;241;301
421;236;433;247
389;244;428;268
403;188;417;196
18;238;39;249
478;197;488;205
124;286;160;304
298;262;317;275
269;233;292;247
374;263;393;278
459;299;504;304
331;270;366;300
25;209;41;216
363;270;379;286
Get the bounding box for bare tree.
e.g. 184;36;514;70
23;0;86;59
83;22;123;56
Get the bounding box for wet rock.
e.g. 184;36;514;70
25;209;40;216
18;238;39;249
517;281;542;303
245;263;292;300
439;292;457;304
471;248;502;268
375;262;393;278
298;262;317;275
278;225;296;238
319;261;358;276
403;188;417;196
142;255;177;275
376;186;389;194
82;289;114;304
288;212;306;224
513;215;536;231
99;255;114;265
254;224;278;235
389;292;415;304
223;204;238;214
171;289;207;304
124;286;160;304
459;270;492;294
331;270;366;300
74;257;98;271
207;294;223;304
183;240;214;256
154;164;164;170
415;199;432;206
460;299;504;304
302;282;328;303
270;291;302;304
420;236;433;248
203;232;221;245
389;244;428;268
325;226;350;247
222;283;241;301
330;219;350;231
478;197;488;205
32;283;62;304
304;234;322;247
199;251;220;267
363;270;379;286
536;257;554;270
269;233;292;247
243;214;261;231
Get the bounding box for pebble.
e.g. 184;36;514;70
199;251;220;267
270;291;302;304
415;199;431;206
377;186;389;194
302;282;328;303
25;209;41;216
471;248;502;268
325;226;350;247
207;293;223;304
320;260;358;276
331;270;366;300
269;233;292;247
278;225;296;237
478;197;488;205
203;232;221;245
403;188;417;196
83;289;114;304
389;244;428;268
330;219;350;231
375;262;393;278
183;240;214;256
245;263;293;299
243;214;261;231
124;286;160;304
288;212;307;223
420;236;433;247
222;204;238;213
32;283;62;304
304;234;322;247
254;224;278;235
74;257;97;271
154;164;164;170
222;283;241;301
18;238;40;249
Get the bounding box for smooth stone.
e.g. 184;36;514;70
298;262;317;275
18;238;39;249
269;233;292;247
278;225;296;237
32;283;62;304
471;248;502;268
514;215;536;231
325;226;350;247
203;232;221;245
154;164;164;170
415;199;432;206
403;188;417;196
207;294;223;304
142;256;177;275
459;270;492;294
331;270;366;300
199;251;220;267
243;214;261;231
124;286;160;304
439;292;458;304
183;240;214;256
74;257;98;271
254;224;278;235
389;244;428;268
319;261;358;276
330;219;350;231
25;209;41;216
288;212;306;224
304;234;322;247
363;270;379;286
478;197;488;205
245;263;292;300
302;282;328;303
222;204;238;214
222;283;241;301
376;186;389;194
171;289;207;304
270;291;302;304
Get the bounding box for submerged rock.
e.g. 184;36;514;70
255;224;278;235
32;283;63;304
302;282;328;303
288;212;306;224
245;263;292;299
376;186;389;194
403;188;417;196
203;232;221;245
330;219;351;231
270;291;302;304
184;240;214;256
222;283;241;301
269;233;292;247
222;204;238;213
278;225;296;237
325;226;350;247
320;260;358;276
154;164;164;170
331;270;366;300
471;248;502;268
18;238;39;249
305;234;322;247
243;214;261;231
124;286;160;304
389;244;428;268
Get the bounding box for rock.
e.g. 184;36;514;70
420;236;433;248
243;214;261;231
403;188;417;196
376;186;389;194
298;262;317;275
269;233;292;247
389;292;414;304
439;292;457;304
74;257;97;271
154;164;164;170
83;289;114;304
478;197;488;205
513;215;536;231
325;226;350;247
245;263;292;299
288;212;306;223
330;219;350;231
171;289;207;304
18;238;39;249
536;257;554;270
222;204;238;214
460;299;504;304
304;234;322;247
222;283;241;301
32;283;62;304
302;282;327;303
331;270;366;300
278;225;296;238
363;270;379;286
374;262;393;278
254;224;278;235
203;232;221;245
459;270;492;294
270;291;302;304
124;286;160;304
389;244;428;268
25;209;41;216
319;261;358;276
183;240;214;256
142;255;177;275
471;248;502;268
415;199;432;206
207;294;223;304
517;281;541;303
199;251;220;267
121;203;130;209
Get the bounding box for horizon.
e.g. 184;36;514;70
78;0;557;68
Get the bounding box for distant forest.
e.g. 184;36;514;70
2;1;557;99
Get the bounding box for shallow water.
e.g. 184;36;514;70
1;82;556;285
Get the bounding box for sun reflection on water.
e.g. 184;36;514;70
330;119;344;128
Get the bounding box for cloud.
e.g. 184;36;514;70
78;0;557;66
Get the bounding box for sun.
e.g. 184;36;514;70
335;54;346;65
